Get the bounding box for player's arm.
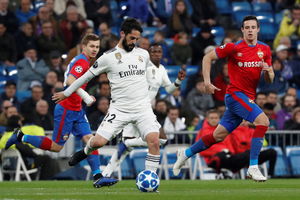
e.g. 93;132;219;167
53;56;107;103
202;50;221;94
262;62;274;84
66;75;95;106
52;70;96;103
164;65;186;93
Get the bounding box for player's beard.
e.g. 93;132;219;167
122;39;135;52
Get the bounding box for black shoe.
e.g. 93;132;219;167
68;149;87;166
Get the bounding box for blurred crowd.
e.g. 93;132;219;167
0;0;300;146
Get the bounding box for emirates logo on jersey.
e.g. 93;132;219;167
75;66;83;73
257;48;264;59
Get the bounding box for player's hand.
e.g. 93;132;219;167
177;65;186;81
52;92;67;103
261;61;274;75
204;82;221;94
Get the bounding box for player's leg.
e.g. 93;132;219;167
102;147;129;177
228;92;269;181
136;108;161;173
5;104;68;152
69;108;126;187
72;111;102;181
103;124;138;177
173;124;229;176
173;93;243;176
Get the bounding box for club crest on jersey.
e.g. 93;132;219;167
75;66;83;73
138;56;143;62
257;49;264;59
152;68;156;79
115;52;122;64
237;52;242;57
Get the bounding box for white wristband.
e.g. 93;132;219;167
175;78;182;86
76;88;94;105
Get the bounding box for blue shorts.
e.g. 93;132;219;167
220;92;263;133
52;104;91;146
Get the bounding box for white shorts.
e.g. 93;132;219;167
122;123;140;138
96;106;161;141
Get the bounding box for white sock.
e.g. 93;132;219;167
124;137;147;147
249;165;259;169
145;153;160;173
84;138;98;155
102;150;130;177
159;139;167;145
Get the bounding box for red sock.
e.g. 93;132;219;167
202;133;217;147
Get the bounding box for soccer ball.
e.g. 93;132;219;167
136;170;160;192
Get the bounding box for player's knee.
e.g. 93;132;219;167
148;138;160;148
213;132;227;142
254;113;270;127
91;136;107;148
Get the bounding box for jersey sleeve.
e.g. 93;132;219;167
68;60;89;78
89;54;109;75
145;51;151;68
161;67;172;87
215;43;235;59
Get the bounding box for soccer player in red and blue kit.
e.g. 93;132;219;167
6;33;117;187
173;16;275;181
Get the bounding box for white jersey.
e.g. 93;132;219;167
146;62;174;101
90;46;151;112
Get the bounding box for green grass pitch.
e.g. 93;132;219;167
0;179;300;200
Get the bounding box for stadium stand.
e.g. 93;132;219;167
286;146;300;176
1;149;39;181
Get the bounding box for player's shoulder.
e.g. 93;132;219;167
257;41;271;50
134;47;149;56
104;47;118;55
72;54;89;66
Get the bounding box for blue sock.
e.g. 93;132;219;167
249;137;264;166
87;154;101;176
23;135;44;148
185;139;208;158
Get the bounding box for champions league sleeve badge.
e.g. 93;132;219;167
115;52;122;64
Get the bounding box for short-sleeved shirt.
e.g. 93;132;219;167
59;53;90;111
90;46;152;112
215;40;272;100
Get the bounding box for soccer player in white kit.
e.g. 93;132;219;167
53;18;163;185
101;43;186;177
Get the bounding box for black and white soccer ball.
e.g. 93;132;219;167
136;170;160;192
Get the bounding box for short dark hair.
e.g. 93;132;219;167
242;15;260;28
81;33;100;45
5;81;16;88
263;103;275;110
120;18;143;35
